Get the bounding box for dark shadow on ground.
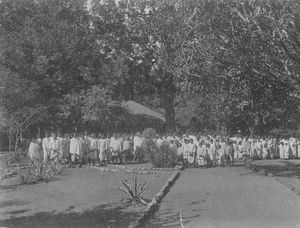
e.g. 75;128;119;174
254;160;300;178
0;200;29;208
0;203;142;228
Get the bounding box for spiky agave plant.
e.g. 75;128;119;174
20;159;55;184
119;176;148;207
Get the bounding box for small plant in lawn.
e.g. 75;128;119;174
19;159;56;184
119;176;148;207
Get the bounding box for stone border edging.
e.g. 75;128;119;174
247;161;300;195
84;165;182;175
128;170;180;228
109;164;182;171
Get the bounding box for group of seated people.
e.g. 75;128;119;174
27;130;300;168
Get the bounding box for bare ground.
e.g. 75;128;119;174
0;167;171;228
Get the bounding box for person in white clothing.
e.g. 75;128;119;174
110;134;122;164
97;133;107;163
69;133;82;165
133;132;143;163
42;132;51;163
28;137;40;162
49;132;62;170
88;133;98;165
187;138;196;166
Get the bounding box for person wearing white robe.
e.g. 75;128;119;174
279;139;285;159
69;133;81;164
97;133;107;163
88;133;98;164
289;137;297;159
156;136;165;149
42;132;51;163
218;140;226;166
182;138;189;161
197;140;207;166
187;139;196;165
255;139;263;159
262;144;269;159
62;133;70;163
284;140;290;159
133;132;143;161
28;138;40;162
49;133;61;160
133;132;142;155
110;134;122;163
205;143;214;167
49;133;62;170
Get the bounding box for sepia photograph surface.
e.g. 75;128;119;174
0;0;300;227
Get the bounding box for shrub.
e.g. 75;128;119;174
150;144;178;168
119;175;148;207
19;159;56;184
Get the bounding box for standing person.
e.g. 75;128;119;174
110;134;122;164
133;132;143;162
197;140;207;167
182;138;189;167
123;135;133;164
97;133;107;164
28;137;40;162
42;132;51;163
284;140;290;159
187;138;196;166
289;136;297;159
36;134;43;161
226;141;234;167
262;144;269;159
156;135;165;150
218;139;226;167
279;139;285;159
206;143;214;167
88;133;98;165
49;132;62;171
255;139;263;160
69;133;81;166
57;132;64;161
266;137;274;159
62;133;71;165
82;133;90;165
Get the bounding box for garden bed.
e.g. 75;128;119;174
0;168;172;228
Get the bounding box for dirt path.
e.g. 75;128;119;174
146;166;300;228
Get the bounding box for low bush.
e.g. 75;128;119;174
19;159;57;184
119;175;148;207
150;144;179;168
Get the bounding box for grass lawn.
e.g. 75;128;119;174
253;159;300;178
0;167;172;228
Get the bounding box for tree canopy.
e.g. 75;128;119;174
0;0;299;142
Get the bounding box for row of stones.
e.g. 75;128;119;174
110;164;182;171
84;165;179;174
129;170;181;228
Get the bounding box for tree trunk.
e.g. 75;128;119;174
8;129;13;153
159;76;176;133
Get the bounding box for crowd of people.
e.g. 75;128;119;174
27;130;300;168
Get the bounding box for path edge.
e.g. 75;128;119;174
129;170;181;228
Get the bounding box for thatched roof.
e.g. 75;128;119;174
122;101;165;122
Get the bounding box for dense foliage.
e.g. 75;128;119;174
0;0;299;148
